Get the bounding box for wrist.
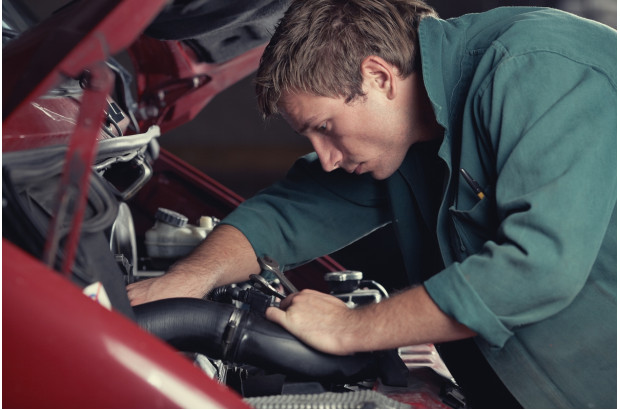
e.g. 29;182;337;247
338;306;373;353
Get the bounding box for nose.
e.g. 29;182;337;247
309;135;342;172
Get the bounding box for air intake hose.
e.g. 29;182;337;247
134;298;380;383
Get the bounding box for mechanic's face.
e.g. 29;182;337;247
278;60;439;180
279;90;414;180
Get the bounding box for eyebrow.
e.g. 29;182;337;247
296;115;319;135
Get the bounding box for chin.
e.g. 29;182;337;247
370;162;404;180
370;169;393;180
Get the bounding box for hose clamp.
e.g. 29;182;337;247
221;308;244;359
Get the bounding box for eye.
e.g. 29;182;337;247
318;122;327;132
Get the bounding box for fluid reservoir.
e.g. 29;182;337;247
144;208;218;258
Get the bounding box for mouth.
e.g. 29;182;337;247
340;160;365;175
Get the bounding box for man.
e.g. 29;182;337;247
127;0;616;407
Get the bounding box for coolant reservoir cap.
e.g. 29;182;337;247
324;270;363;282
324;270;363;294
155;208;188;227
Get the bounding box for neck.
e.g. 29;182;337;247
407;72;444;144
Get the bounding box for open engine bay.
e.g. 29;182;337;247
3;132;464;407
3;0;465;408
3;124;464;408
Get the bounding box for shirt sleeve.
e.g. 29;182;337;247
424;51;617;348
221;153;391;270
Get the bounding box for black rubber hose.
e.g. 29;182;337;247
134;298;380;383
231;308;380;382
134;298;235;358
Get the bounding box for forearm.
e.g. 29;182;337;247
127;224;260;305
344;286;476;352
168;223;261;291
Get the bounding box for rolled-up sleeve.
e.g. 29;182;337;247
222;153;392;270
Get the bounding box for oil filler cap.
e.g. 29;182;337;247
155;208;188;227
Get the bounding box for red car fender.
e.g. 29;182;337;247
2;239;248;409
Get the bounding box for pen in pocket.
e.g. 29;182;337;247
459;168;485;200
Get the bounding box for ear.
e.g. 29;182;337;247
360;56;397;100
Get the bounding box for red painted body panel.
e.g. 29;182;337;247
3;0;168;124
129;36;265;135
2;239;248;409
2;96;81;152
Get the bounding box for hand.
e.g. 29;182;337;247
265;289;359;355
126;270;207;306
266;286;477;356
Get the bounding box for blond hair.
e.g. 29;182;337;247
255;0;437;117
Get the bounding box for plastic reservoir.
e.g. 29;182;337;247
144;208;218;258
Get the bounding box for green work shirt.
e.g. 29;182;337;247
223;7;616;408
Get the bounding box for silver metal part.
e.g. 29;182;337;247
258;255;299;295
109;202;137;279
324;270;363;282
335;289;382;308
245;390;411;409
250;274;286;300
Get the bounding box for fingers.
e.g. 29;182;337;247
265;291;304;328
277;292;297;309
126;277;161;306
265;291;298;326
262;289;355;355
126;281;148;306
265;305;287;326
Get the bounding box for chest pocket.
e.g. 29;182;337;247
448;195;498;260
